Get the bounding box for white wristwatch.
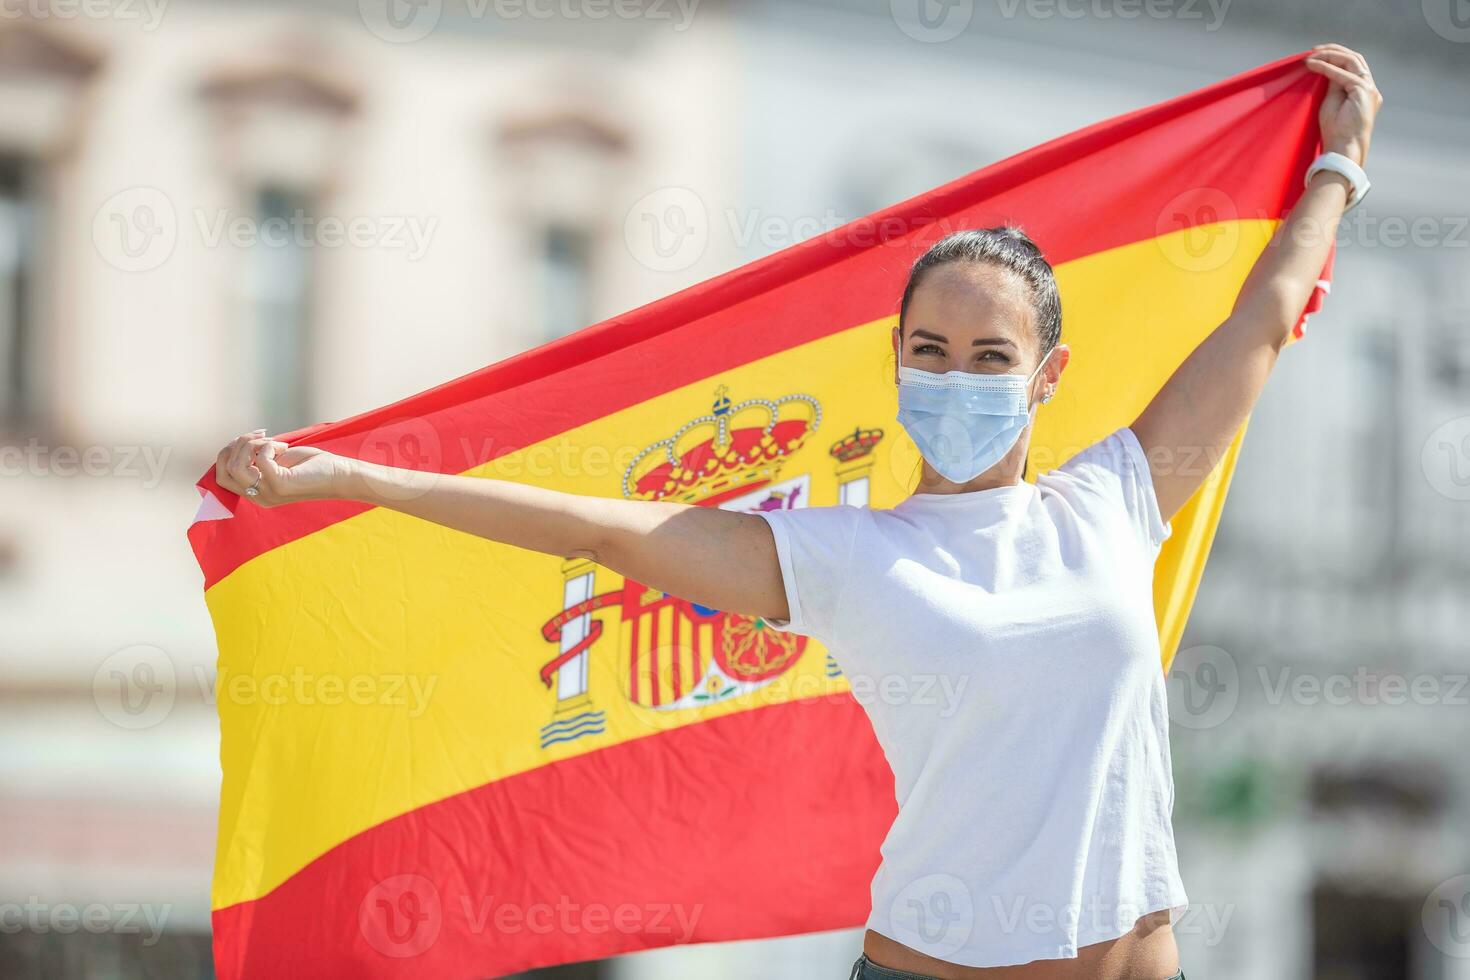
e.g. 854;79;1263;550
1305;151;1371;211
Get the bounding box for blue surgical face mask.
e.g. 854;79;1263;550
895;339;1053;485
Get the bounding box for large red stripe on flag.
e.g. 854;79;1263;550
210;697;893;980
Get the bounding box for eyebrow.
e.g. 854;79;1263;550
909;328;1017;348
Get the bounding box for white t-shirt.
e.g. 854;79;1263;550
756;427;1188;968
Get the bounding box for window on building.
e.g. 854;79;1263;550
1309;763;1445;821
0;154;39;428
541;224;592;342
495;103;628;347
247;185;314;434
1312;884;1413;980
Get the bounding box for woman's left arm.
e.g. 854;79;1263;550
1133;43;1384;521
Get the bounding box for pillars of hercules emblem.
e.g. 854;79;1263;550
538;557;607;749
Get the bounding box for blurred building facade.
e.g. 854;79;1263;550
0;0;1466;977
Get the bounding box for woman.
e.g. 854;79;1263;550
212;45;1380;980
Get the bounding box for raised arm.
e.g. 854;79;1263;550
1132;43;1383;521
213;432;791;623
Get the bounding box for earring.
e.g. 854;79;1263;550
1041;389;1054;404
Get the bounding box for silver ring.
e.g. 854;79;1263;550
245;476;261;498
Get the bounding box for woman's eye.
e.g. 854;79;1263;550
978;350;1009;363
911;343;942;355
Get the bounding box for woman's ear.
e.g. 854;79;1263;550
891;325;903;384
1045;344;1070;399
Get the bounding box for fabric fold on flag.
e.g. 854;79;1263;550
191;51;1332;980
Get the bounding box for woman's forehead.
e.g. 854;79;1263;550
905;262;1039;346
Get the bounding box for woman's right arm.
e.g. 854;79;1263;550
213;432;791;623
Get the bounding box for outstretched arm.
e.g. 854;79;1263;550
1133;43;1383;521
213;433;791;623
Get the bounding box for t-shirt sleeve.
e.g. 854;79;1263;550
753;504;863;643
1043;426;1171;552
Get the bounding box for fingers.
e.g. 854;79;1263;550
244;437;279;485
214;429;274;497
216;431;254;493
1306;58;1367;92
214;440;235;492
256;439;284;483
226;431;261;482
251;440;300;507
1307;44;1383;101
1311;43;1370;79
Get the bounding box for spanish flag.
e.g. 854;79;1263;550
189;52;1332;979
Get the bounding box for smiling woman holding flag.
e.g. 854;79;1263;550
211;44;1379;980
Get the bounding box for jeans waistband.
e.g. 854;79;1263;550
848;954;1184;980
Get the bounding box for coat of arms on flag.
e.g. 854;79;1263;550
536;384;881;742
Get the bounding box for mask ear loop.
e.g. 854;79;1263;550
1020;347;1054;484
1028;345;1056;405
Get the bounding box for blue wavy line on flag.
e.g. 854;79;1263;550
540;710;607;748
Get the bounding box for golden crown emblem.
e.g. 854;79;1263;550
622;384;821;503
829;425;884;463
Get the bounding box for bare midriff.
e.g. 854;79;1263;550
862;910;1179;980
